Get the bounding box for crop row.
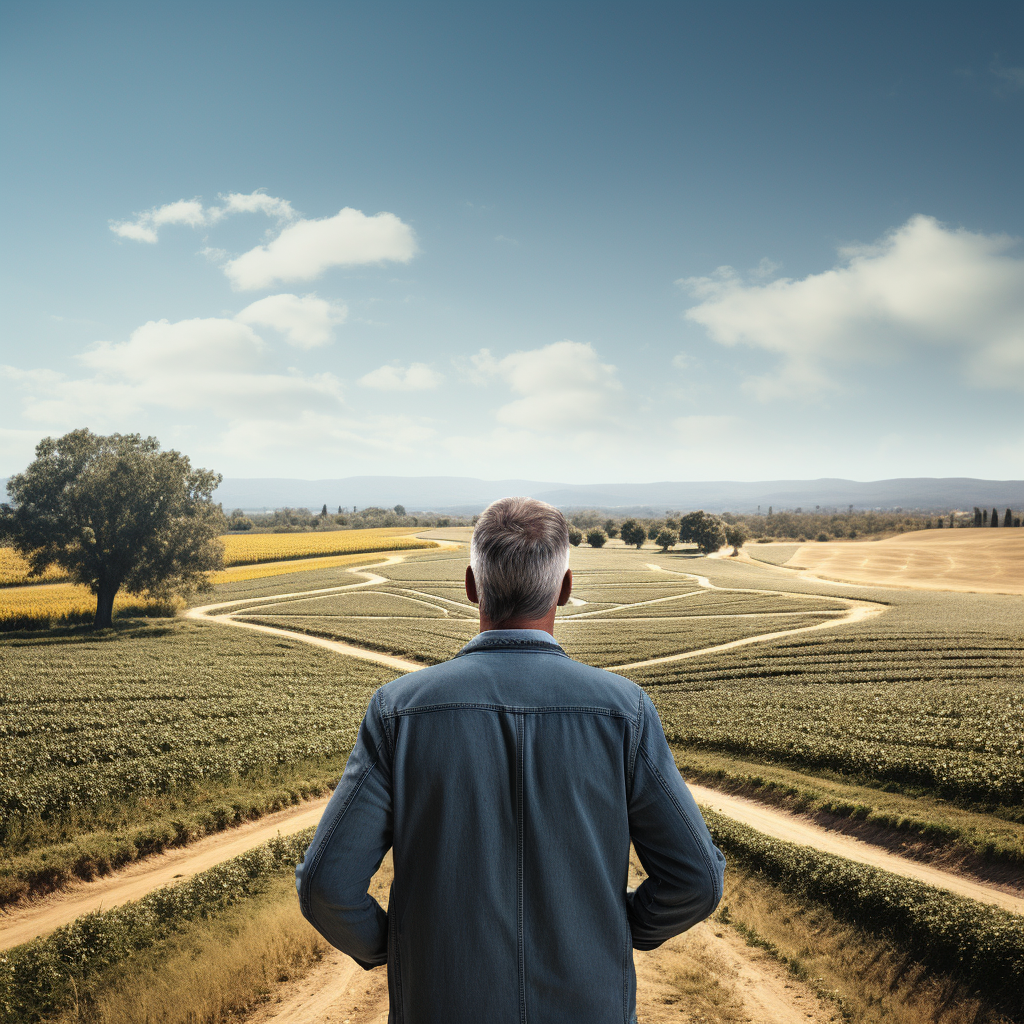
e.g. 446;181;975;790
241;614;478;664
0;621;391;839
636;631;1023;805
704;809;1023;1016
0;828;314;1023
239;610;837;670
246;590;463;619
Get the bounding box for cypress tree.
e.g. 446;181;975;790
1004;508;1013;527
991;507;999;527
974;507;982;527
982;509;989;526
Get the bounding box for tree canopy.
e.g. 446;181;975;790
655;528;677;551
2;429;224;627
619;518;647;548
678;510;727;554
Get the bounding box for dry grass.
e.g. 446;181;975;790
56;874;328;1024
62;858;396;1024
719;866;1011;1024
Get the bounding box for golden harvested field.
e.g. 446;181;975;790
785;528;1024;595
220;528;436;566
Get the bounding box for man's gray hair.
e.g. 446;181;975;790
470;497;570;625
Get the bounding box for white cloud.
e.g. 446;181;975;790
358;362;443;391
110;191;294;243
223;207;417;290
235;293;347;349
211;192;295;221
680;215;1024;396
471;340;623;430
7;317;343;426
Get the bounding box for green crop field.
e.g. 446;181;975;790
3;536;1022;1024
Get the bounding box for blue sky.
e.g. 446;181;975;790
2;1;1022;484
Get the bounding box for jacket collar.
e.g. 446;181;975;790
456;628;568;658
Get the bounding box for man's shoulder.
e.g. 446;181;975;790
378;646;643;720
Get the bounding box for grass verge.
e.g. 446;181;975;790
705;810;1024;1019
0;829;314;1023
675;746;1024;877
0;766;339;908
717;866;1012;1024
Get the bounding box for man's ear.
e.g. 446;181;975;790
465;566;479;605
556;568;573;606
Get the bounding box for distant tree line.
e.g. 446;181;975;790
559;503;1022;549
226;504;473;533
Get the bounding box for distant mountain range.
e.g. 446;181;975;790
207;476;1024;514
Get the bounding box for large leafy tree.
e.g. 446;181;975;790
678;510;727;555
2;429;224;627
619;518;647;549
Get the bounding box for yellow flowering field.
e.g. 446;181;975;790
0;582;182;630
220;528;436;566
208;548;422;584
0;528;437;587
0;548;65;586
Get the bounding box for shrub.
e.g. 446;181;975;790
816;532;829;542
567;525;583;547
586;529;607;548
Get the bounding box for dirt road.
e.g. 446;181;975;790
245;853;834;1024
688;784;1024;915
7;763;1019;953
0;796;330;951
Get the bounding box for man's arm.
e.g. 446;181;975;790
626;692;726;950
295;689;393;969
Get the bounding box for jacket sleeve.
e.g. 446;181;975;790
626;692;726;950
295;688;393;969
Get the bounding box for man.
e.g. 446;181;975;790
296;497;725;1024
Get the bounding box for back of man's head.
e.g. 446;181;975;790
470;497;570;626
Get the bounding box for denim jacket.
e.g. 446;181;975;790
296;630;726;1024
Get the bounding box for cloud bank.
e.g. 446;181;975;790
359;363;443;390
680;215;1024;397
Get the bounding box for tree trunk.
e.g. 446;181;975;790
94;582;117;628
